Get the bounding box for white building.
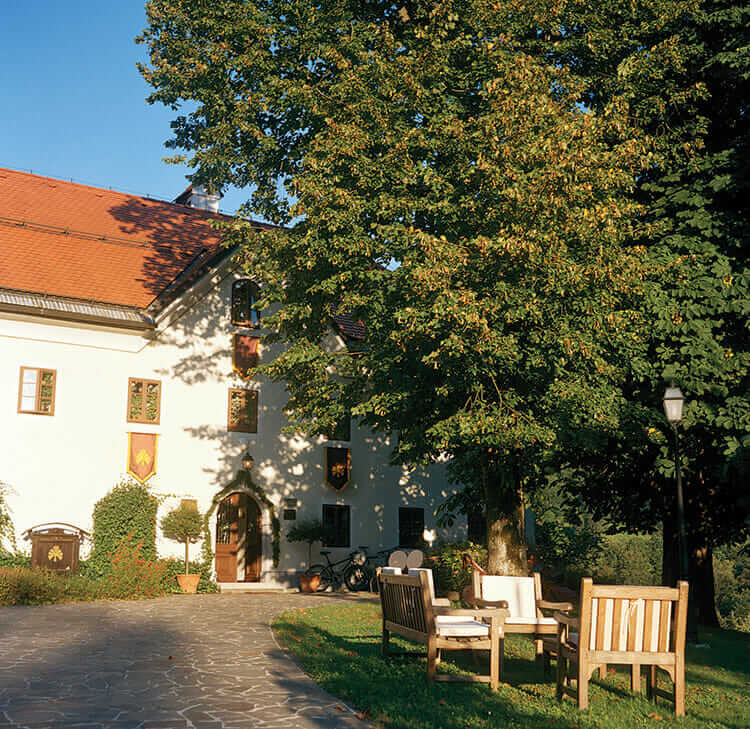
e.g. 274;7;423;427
0;168;466;585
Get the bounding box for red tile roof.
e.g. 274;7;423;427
0;168;234;309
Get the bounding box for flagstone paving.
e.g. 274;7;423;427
0;593;375;729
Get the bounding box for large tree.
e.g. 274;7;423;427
511;0;750;621
139;0;652;573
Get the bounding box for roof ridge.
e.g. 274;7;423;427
0;166;236;222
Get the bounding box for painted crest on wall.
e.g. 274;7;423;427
126;432;158;483
232;334;260;380
325;446;351;491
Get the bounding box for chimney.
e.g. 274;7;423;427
174;184;222;213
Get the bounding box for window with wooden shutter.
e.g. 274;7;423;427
232;334;260;379
17;367;56;415
127;378;161;424
231;279;261;328
322;504;350;547
227;388;259;433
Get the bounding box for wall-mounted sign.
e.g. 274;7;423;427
127;432;158;483
325;446;351;491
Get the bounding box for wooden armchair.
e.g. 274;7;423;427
378;570;509;690
556;578;689;716
470;564;574;672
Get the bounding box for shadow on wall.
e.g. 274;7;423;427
105;196;445;555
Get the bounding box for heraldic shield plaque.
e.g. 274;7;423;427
127;432;158;483
324;446;351;491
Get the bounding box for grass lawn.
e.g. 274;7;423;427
273;601;749;729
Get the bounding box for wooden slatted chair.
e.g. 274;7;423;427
378;570;509;691
470;566;574;672
407;567;452;607
556;578;689;716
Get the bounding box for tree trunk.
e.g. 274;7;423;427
185;540;190;575
484;462;526;575
692;540;719;627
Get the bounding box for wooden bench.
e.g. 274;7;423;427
556;578;689;716
378;570;509;690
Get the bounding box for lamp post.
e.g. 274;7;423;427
663;384;698;642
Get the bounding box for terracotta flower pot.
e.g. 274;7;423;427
176;573;201;594
299;573;321;593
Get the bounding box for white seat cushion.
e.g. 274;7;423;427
436;614;477;627
436;618;490;638
380;567;402;575
505;617;557;627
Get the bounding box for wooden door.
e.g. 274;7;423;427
215;493;262;582
215;494;240;582
244;497;262;582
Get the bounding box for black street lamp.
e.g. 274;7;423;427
242;450;255;472
663;384;698;642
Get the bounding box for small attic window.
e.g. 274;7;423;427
231;279;261;328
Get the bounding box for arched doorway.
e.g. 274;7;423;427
215;492;262;582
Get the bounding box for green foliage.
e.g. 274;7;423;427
199;510;213;569
160;502;203;574
0;552;31;569
89;480;158;579
287;519;327;569
105;534;167;600
534;519;604;588
0;480;17;554
275;603;750;728
159;557;219;594
594;534;663;587
0;567;66;605
161;503;203;545
518;0;750;584
714;540;750;632
140;0;653;574
426;541;487;597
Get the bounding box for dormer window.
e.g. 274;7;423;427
231;279;261;328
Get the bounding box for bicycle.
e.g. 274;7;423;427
308;549;371;592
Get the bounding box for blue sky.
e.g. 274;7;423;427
0;2;247;214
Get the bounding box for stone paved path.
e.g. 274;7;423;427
0;593;375;729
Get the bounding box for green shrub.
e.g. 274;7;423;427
592;533;662;586
159;557;219;594
0;552;31;569
105;534;167;599
0;567;66;605
89;480;158;579
426;541;487;596
533;518;604;589
0;480;17;554
714;541;750;632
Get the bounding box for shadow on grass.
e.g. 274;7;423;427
274;604;750;729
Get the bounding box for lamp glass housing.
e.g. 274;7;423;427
663;385;685;424
242;452;254;470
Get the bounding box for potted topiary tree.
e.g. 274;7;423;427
287;519;328;592
160;502;203;593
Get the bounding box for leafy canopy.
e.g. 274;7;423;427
160;503;203;545
140;0;649;474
